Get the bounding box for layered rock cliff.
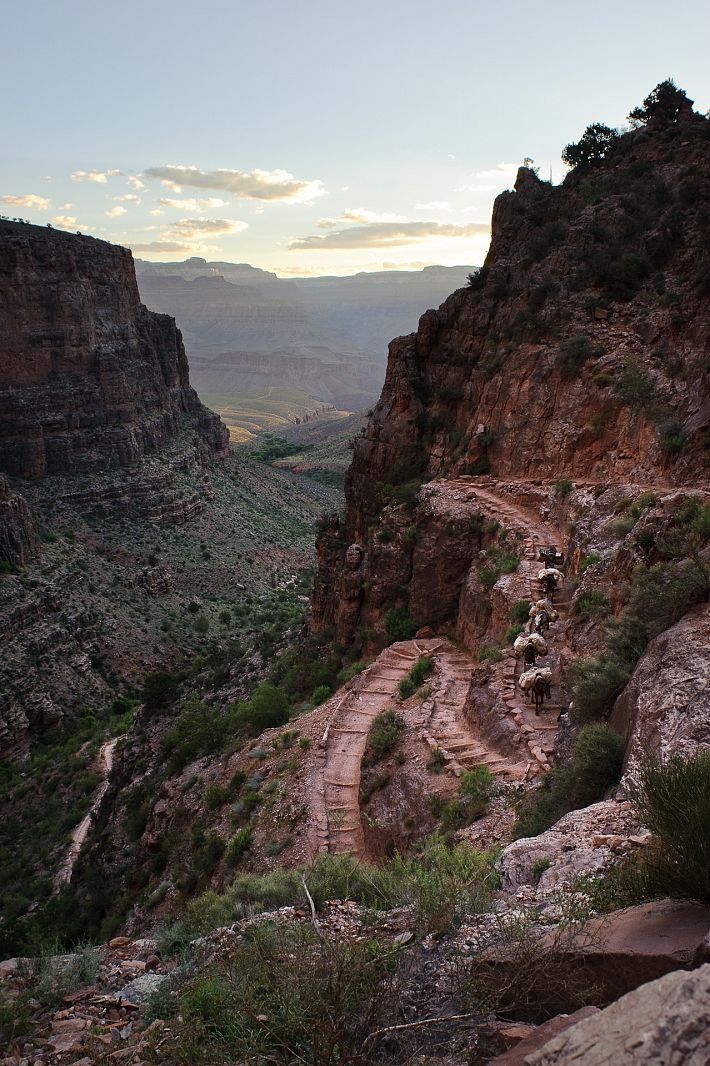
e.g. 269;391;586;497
314;102;710;642
0;221;228;484
0;222;231;756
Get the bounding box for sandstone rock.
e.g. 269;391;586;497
574;899;710;1000
527;964;710;1064
611;605;710;776
0;222;229;483
311;127;709;646
489;1007;601;1064
500;800;641;895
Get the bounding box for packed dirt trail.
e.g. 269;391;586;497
447;476;571;772
54;736;122;892
309;478;571;861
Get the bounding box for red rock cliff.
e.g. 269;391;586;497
0;221;228;480
314;102;710;640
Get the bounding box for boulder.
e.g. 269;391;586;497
574;899;710;1000
527;964;710;1064
611;605;710;777
500;800;642;896
488;1007;601;1064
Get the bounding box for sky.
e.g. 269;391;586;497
2;0;709;277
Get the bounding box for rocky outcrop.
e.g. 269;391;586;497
526;963;710;1064
0;221;228;482
313;108;710;641
0;474;38;566
500;800;644;896
0;222;231;757
610;604;710;775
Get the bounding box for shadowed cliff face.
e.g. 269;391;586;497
313;110;710;641
0;222;229;480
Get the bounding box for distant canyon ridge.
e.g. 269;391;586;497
135;259;475;420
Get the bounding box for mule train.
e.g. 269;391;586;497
513;547;564;715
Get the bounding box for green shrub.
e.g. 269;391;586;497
479;645;503;663
630;753;710;903
337;661;367;684
479;566;498;589
570;724;625;807
657;415;686;454
577;590;611;618
459;766;494;820
509;599;533;624
384;607;416;643
554;478;573;497
562;123;620;169
612;359;657;410
557;335;594;377
636;490;658;509
226;828;252;868
163;697;228;772
362;710;405;767
204;782;231;810
513;724;624;838
143;670;180;710
567;655;630;723
426;747;446;773
397;656;434;699
310;685;332;706
467;267;488;290
505;624;524;644
608;514;636;538
531;857;552;883
228;683;289;734
579;552;601;573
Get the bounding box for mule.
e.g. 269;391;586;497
531;673;552;715
523;642;537;669
533;609;550;634
542;573;557;599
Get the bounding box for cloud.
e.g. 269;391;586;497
415;201;452;213
163;217;248;239
474;162;519;180
71;169;121;183
113;194;141;203
106;205;127;217
1;193;51;210
127;176;145;190
149;208;165;216
52;215;82;230
158;196;228;210
143;164;325;202
289;220;490;250
316;207;407;229
129;240;195;253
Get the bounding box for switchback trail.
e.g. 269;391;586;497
308;478;570;861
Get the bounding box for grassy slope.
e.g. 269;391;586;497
0;448;344;948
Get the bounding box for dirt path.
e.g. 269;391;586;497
308;478;572;860
311;636;536;860
445;477;570;772
54;736;121;892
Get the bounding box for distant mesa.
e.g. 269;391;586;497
134;257;476;411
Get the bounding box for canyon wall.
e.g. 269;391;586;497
314;109;710;642
0;221;229;482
